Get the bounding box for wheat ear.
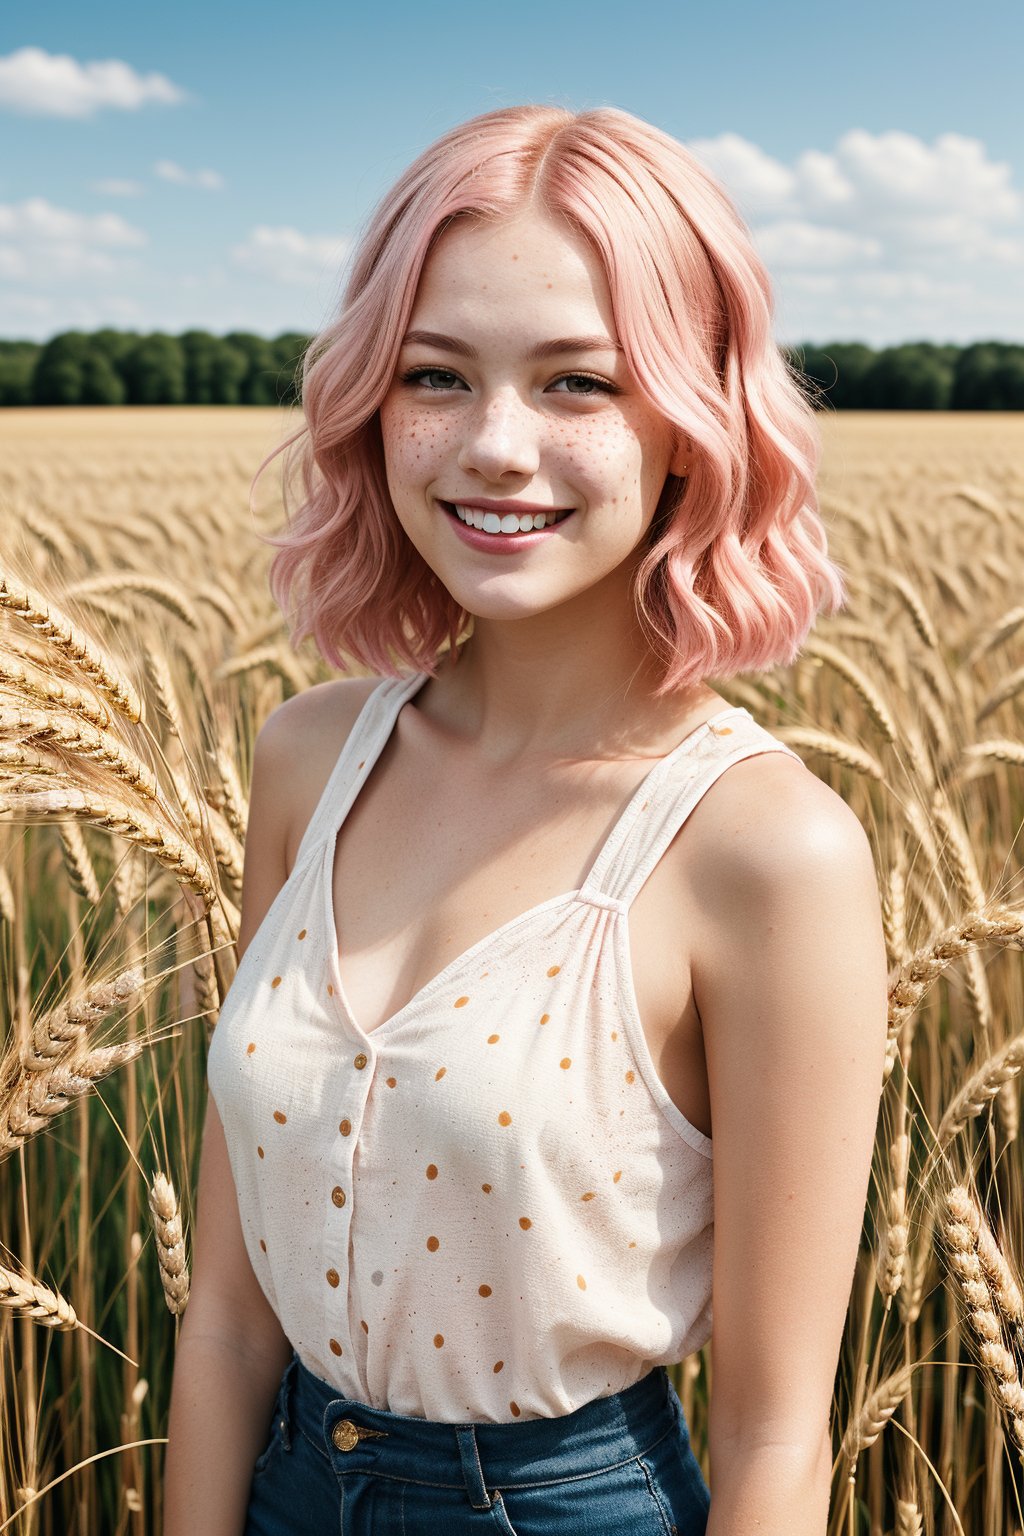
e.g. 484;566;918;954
840;1363;915;1464
0;703;158;800
0;786;217;906
888;906;1024;1042
943;1186;1024;1458
878;1132;911;1298
148;1172;190;1315
0;652;111;729
0;1043;144;1157
0;571;142;721
0;1262;77;1330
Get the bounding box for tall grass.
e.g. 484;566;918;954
1;406;1024;1534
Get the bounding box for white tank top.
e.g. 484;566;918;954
206;671;802;1422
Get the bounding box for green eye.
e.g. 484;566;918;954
402;368;463;390
551;374;615;395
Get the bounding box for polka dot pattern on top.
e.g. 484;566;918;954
206;671;803;1422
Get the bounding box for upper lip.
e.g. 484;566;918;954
440;497;570;515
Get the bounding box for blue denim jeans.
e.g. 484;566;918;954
244;1350;711;1534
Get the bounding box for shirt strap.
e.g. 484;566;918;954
290;671;429;872
580;709;804;911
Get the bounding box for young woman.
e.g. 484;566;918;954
163;105;889;1536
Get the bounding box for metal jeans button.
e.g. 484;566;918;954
331;1418;388;1452
332;1418;360;1452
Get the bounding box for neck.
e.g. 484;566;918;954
420;566;712;765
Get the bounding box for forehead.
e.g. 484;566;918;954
407;209;618;341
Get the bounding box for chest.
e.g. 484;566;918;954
324;733;711;1140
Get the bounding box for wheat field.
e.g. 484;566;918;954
1;406;1024;1534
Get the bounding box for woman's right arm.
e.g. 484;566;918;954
162;680;374;1535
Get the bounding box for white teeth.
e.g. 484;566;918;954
450;503;566;536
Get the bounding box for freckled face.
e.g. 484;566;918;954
377;209;685;621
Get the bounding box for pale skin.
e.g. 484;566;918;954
163;207;889;1536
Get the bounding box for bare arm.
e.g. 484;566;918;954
690;758;889;1536
162;680;374;1535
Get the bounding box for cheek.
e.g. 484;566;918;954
379;400;452;480
549;415;654;494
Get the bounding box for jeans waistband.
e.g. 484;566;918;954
282;1352;684;1499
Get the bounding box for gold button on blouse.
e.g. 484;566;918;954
353;1053;368;1070
331;1186;346;1207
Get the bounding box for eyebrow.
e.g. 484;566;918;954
401;329;623;361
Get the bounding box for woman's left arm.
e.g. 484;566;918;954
690;755;889;1536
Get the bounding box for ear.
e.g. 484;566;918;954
669;431;692;479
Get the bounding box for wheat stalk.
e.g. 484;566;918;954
942;1185;1024;1457
840;1362;915;1463
0;1262;77;1330
978;665;1024;724
0;570;142;721
0;785;218;906
803;638;899;744
878;1132;911;1298
67;574;201;630
145;645;185;738
775;727;885;780
936;1036;1024;1151
895;1497;923;1536
194;582;244;633
885;571;941;651
59;822;101;906
961;740;1024;773
210;744;248;842
0;1042;145;1156
148;1171;190;1315
887;905;1024;1041
0;702;158;799
17;966;145;1075
968;603;1024;664
0;652;112;728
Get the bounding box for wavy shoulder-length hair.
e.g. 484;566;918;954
261;103;846;692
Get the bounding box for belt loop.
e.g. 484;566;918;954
454;1425;492;1510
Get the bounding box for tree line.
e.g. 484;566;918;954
1;331;1024;409
0;330;309;408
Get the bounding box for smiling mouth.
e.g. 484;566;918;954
440;501;575;536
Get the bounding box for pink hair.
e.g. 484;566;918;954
260;104;846;692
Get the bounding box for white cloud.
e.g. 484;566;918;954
89;178;144;198
834;129;1019;221
230;225;351;285
688;132;795;216
0;46;184;118
154;160;225;191
687;128;1024;343
754;221;881;269
0;197;146;281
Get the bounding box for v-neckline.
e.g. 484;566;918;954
321;673;745;1042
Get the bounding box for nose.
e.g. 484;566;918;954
456;387;540;483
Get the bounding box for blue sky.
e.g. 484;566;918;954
3;1;1023;345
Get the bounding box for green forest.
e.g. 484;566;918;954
2;330;1024;409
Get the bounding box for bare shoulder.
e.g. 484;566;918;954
684;746;877;909
682;745;885;1033
255;675;382;874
